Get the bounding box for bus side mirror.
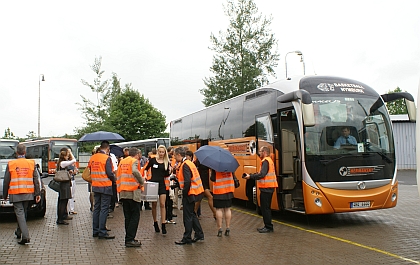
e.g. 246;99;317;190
405;98;416;122
302;103;315;127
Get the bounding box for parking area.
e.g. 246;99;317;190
0;170;419;264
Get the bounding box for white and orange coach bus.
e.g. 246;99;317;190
21;138;79;175
170;75;416;214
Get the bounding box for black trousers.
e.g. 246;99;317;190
121;199;141;242
110;182;117;211
260;191;274;230
165;190;173;220
182;196;204;242
57;197;68;222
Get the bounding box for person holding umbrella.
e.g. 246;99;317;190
243;146;278;233
88;140;116;239
210;169;236;237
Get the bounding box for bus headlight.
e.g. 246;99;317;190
391;193;397;202
314;198;322;207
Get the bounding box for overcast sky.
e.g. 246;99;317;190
1;0;419;139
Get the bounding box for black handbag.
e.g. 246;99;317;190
48;179;60;192
233;174;240;188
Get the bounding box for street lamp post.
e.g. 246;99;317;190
38;74;45;138
285;50;305;78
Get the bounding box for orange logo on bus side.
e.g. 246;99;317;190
339;165;384;177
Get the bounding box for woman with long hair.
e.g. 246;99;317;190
56;148;76;225
142;145;171;234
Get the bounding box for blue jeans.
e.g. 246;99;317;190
93;192;111;236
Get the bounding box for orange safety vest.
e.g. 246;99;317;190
212;171;234;195
258;157;278;188
8;159;35;195
89;153;112;188
116;156;140;193
178;159;204;196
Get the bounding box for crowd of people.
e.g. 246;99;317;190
3;141;278;246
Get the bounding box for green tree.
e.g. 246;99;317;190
2;127;17;139
108;86;166;141
76;57;122;137
200;0;279;107
386;87;408;115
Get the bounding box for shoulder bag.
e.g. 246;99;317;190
48;179;61;192
82;167;92;183
54;170;71;182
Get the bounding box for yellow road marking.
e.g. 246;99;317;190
233;208;420;264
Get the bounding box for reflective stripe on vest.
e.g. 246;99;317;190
117;156;139;193
89;153;112;187
213;172;234;195
178;159;204;196
8;159;35;195
257;157;278;188
164;175;170;191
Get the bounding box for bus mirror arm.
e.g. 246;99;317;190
381;92;416;122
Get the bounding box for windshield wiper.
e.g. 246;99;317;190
373;151;393;163
320;154;353;166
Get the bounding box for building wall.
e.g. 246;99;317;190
392;122;416;170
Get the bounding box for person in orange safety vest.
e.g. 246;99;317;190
88;140;116;239
116;147;144;247
173;147;204;245
244;146;278;233
2;144;41;245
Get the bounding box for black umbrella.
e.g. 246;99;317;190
78;131;125;142
194;145;239;172
110;144;124;158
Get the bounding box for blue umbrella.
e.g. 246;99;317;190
78;131;125;142
110;144;124;158
194;145;239;172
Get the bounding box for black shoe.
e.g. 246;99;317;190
161;223;167;234
125;240;142;247
98;234;115;239
175;239;192;245
106;227;111;231
107;214;114;219
145;207;152;210
64;216;73;220
217;229;222;237
192;236;204;242
154;222;160;233
15;229;21;239
257;227;273;233
18;238;30;245
93;234;98;237
225;228;230;236
172;214;177;217
57;221;69;225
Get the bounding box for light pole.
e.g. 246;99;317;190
285;50;305;78
38;74;45;138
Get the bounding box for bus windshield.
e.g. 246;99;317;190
50;141;78;160
304;95;394;156
0;141;18;159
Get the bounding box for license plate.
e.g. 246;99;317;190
350;201;370;208
0;199;13;207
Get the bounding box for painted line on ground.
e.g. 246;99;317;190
232;207;420;264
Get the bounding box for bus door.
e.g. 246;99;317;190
278;108;303;212
255;113;279;210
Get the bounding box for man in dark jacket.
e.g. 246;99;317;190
3;144;41;245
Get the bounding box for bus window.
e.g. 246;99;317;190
256;114;274;143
